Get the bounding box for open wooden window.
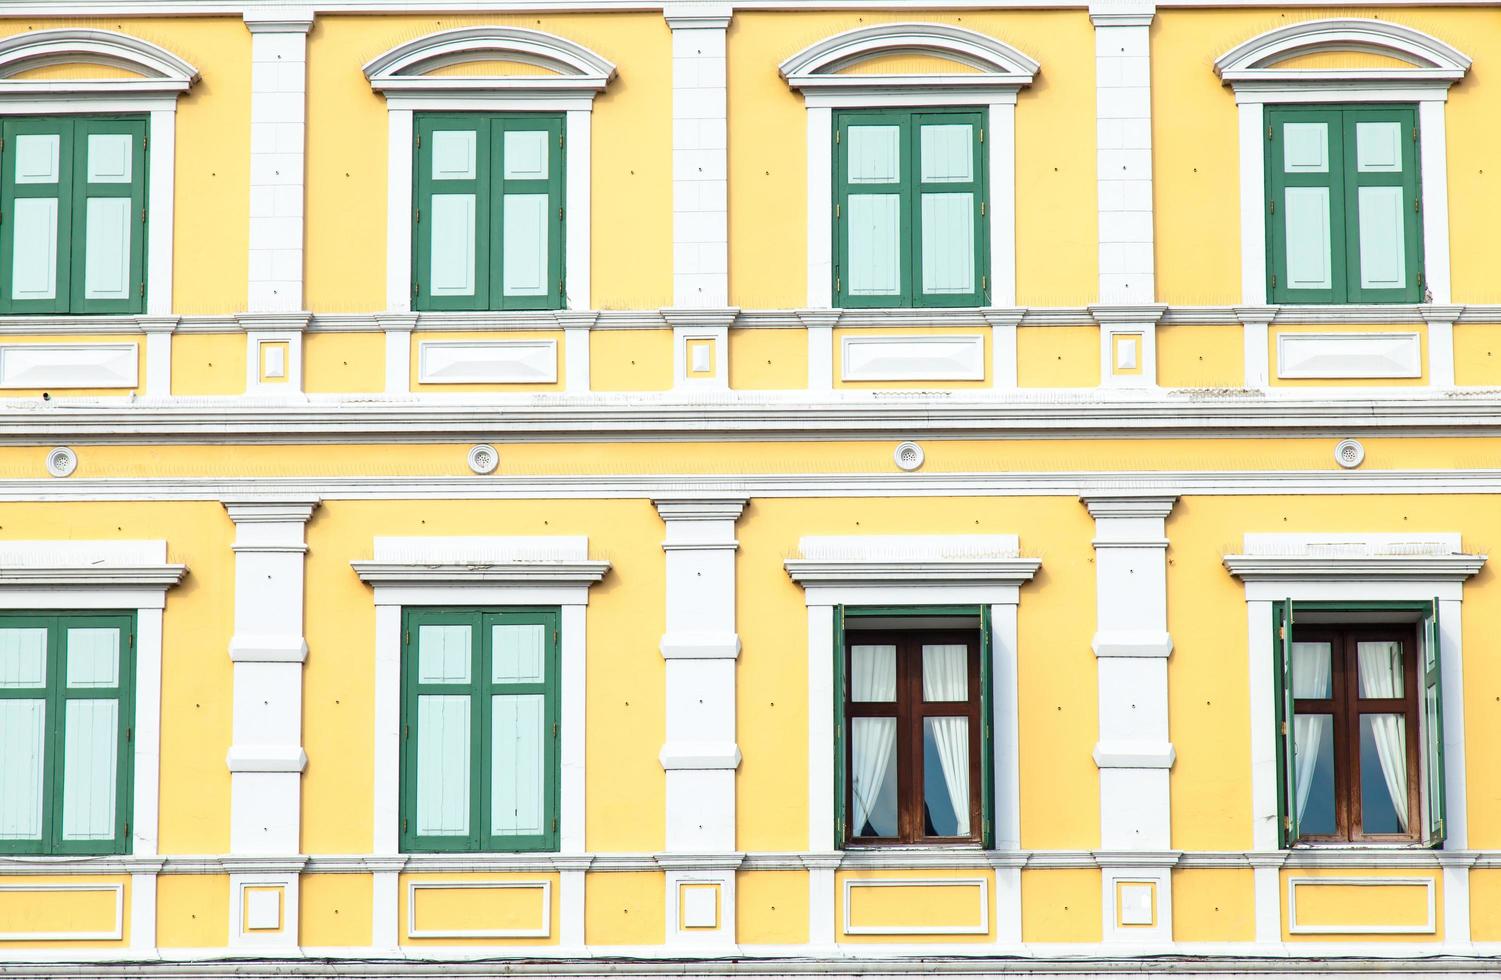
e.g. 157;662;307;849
1274;601;1444;846
839;612;988;846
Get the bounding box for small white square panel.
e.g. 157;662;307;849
1283;122;1329;174
690;342;711;373
1119;882;1154;926
431;130;476;181
1357;121;1404;173
681;885;718;929
87;134;133;184
244;888;281;931
15;134;60;184
503;130;549;180
1115;336;1139;371
261;343;286;379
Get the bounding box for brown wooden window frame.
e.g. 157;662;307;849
1291;623;1422;844
843;629;983;846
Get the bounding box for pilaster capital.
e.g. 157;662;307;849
663;3;733;30
654;497;748;523
1081;494;1177;520
222;497;320;525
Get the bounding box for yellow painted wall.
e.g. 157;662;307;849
1469;869;1501;940
301;873;373;947
156;874;229;948
0;335;144;398
836;869;994;943
1017;326;1099;387
1281;868;1441;942
1268;324;1428;387
302;498;666;855
305;332;385;394
1172;868;1255;942
737;871;809;945
590;329;674;391
409;331;563;393
727;10;1096;309
0;875;130;949
584;872;665;945
1020;868;1101;943
172;333;246;396
1454;323;1501;387
304;14;672;312
1157;324;1244;389
398;872;559;946
832;327;990;389
729;329;808;390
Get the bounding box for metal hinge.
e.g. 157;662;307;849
979;128;984;143
140;208;147;223
835;273;841;293
415;208;420;224
553;722;559;737
559;133;565;148
125;821;130;836
1284;816;1293;832
138;280;144;298
1280;720;1288;736
403;817;408;832
1278;625;1285;640
143;136;149;150
1271;273;1278;288
1418;272;1425;288
415;134;421;149
1269;199;1276;215
981;274;988;290
1412;126;1418;142
1267;124;1273;141
835;130;840;144
412;281;419;297
404;630;410;646
127;727;133;742
552;817;558;832
980;201;987;217
558;206;564;220
403;724;410;739
0;136;5;151
1415;197;1422;214
835;203;841;219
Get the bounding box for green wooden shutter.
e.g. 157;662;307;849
71;118;147;314
401;608;482;852
0;614;58;853
978;604;994;849
0;118;74;314
414;115;490;312
835;111;911;308
912;110;987;308
1267;108;1346;305
1343;105;1422;303
1272;599;1297;847
832;605;847;848
494;116;563;311
480;609;559;852
1422;599;1446;847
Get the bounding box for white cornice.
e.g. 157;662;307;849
780;21;1038;99
1081;494;1178;519
0;565;186;588
352;560;611;588
785;558;1041;588
0;539;186;590
1223;554;1485;582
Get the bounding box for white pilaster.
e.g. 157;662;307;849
1418;98;1451;305
805;106;833;309
984;310;1021;390
668;4;731;308
1238;309;1273;389
1237;101;1268;306
238;312;309;396
799;310;836;391
665;308;735;391
558;312;595;393
245;9;312;313
224;497;317;949
139;318;175;397
377;313;415;395
1084;494;1176;942
655;496;746;948
1424;305;1461;388
1092;0;1156;305
1093;305;1164;388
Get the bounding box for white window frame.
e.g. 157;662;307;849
779;22;1038;310
784;534;1039;945
0;29;198;317
1214;18;1471;306
364;27;616;314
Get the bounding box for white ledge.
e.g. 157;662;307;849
780;22;1039;95
659;632;741;660
1224;554;1485;582
364;25;616;97
659;741;742;771
225;746;308;774
1092;629;1173;658
352;560;610;588
1093;740;1177;769
785;558;1042;588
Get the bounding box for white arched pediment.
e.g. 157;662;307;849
780;22;1037;101
364;26;616;97
0;28;198;96
1214;18;1470;89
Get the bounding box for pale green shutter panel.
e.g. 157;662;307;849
1422;599;1446;846
415;116;490;311
0;623;49;844
1;118;73;313
411;620;477;843
59;626;124;842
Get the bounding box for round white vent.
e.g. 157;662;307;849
894;441;925;472
467;444;500;476
1334;438;1365;470
46;446;78;478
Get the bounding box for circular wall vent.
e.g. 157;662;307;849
467;444;500;475
894;441;925;472
1334;438;1365;470
46;446;78;478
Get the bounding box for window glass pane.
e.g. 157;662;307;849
11;197;59;301
66;628;119;688
1283;187;1333;290
501;193;549;297
1290;642;1331;698
846;195;901;296
431;130;476;180
416;694;470;836
86;134;133;183
61;699;117;840
1357;186;1406;290
14;134;60;184
921;644;968;701
850;716;897;837
919;124;973;183
920;192;974;295
503;130;549;180
428;194;477;297
847;125;900;184
923;716;969;836
1292;712;1335;836
417;624;470;684
492;623;546;684
0;628;47;688
1356;640;1404;698
1356;121;1403;173
850;644;896;702
82;197;132;300
0;699;45;839
1282;122;1329;173
1360;713;1410;833
491;693;545;837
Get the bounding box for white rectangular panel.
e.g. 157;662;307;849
841;333;986;381
1277;331;1422;379
503;130;548;180
83;197;133;300
431;130;476;181
502;193;548;297
418;340;558;384
1284;186;1332;290
490;693;544;836
87;134;133;183
0;343;138;389
921;192;974;295
846;194;900;296
428;194;476;297
15;134;60;184
1283;122;1329;173
1358;185;1407;289
11;197;58;301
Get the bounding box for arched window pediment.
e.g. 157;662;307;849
0;28;199;95
780;22;1038;98
1214;18;1470;87
363;26;616;96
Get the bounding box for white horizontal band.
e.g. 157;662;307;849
659;741;742;770
1093;740;1176;769
659;632;741;660
228;636;309;663
226;746;308;773
1092;630;1174;658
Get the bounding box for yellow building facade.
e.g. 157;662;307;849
0;0;1499;975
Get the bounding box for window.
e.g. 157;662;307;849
413;113;564;312
835;108;988;309
400;607;559;852
1266;105;1422;304
0;612;135;855
838;611;990;846
1274;602;1444;846
0;117;148;315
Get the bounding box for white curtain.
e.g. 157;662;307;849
922;645;970;833
850;646;896;835
1358;641;1409;831
1290;642;1331;825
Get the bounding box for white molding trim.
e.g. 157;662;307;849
367;27;615;314
782;23;1036;310
0;883;124;942
1286;875;1437;935
1214;19;1471;82
406;880;552;939
841;877;989;936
